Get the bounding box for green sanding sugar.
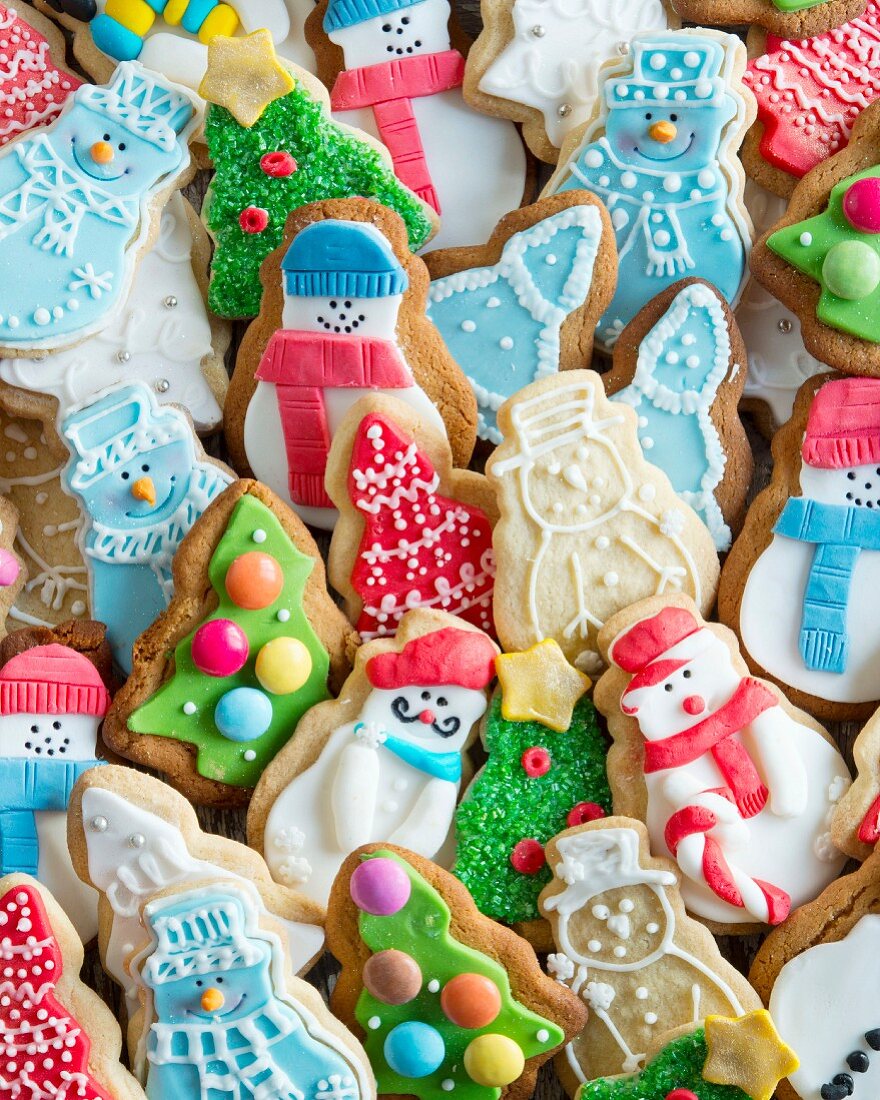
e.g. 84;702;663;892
203;84;434;318
454;694;611;924
580;1029;751;1100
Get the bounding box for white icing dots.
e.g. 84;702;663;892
654;230;671;247
649;53;666;70
613;946;627;957
800;232;813;246
686;355;700;369
644;1012;658;1025
461;319;476;332
621;171;637;190
635;987;649;1000
684;51;700;67
584;149;603;168
427;979;440;993
183;701;197;715
499;336;514;350
537;1029;550;1043
603;571;619;587
646;922;659;933
368;1016;381;1030
698;169;715;188
33;308;50;326
587;939;602;952
441;1082;455;1092
244;749;257;762
662;174;680;194
252;528;267;543
595;535;610;549
638;484;656;502
277;609;291;622
545;254;557;266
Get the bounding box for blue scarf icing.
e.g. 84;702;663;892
356;723;462;782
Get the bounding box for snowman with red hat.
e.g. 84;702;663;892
602;602;849;927
262;620;497;906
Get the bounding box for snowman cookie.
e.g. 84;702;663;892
326;394;497;642
539;816;761;1091
604;278;752;552
487;369;719;674
545;28;755;350
249;610;497;908
669;0;864;37
226;198;478;531
594;594;850;929
720;373;880;719
305;0;530;251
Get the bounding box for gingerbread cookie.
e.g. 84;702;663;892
102;478;356;807
0;489;24;629
668;0;864;38
425;190;616;446
227;198;478;530
594;594;850;929
831;705;880;859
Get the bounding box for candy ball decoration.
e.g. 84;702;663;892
510;838;545;874
440;973;502;1029
384;1022;446;1078
463;1033;525;1087
191;619;249;677
260;151;298;178
521;747;551;777
255;637;312;695
225;551;284;609
363;950;422;1005
665;1091;700;1100
0;549;19;587
822;240;880;300
843;178;880;234
239;206;270;234
214;686;273;742
566;801;606;827
350;857;411;915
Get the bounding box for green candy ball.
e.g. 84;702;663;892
822;240;880;300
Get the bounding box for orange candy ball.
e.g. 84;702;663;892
226;552;283;609
440;973;501;1029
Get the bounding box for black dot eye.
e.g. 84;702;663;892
345;301;352;308
329;300;337;308
437;697;448;707
382;22;391;29
30;725;38;734
670;114;678;121
216;977;224;984
848;471;857;480
421;691;431;701
402;15;409;22
52;721;61;730
103;133;110;141
196;980;203;987
682;670;691;679
142;464;150;473
664;683;673;692
121;471;130;481
645;112;652;120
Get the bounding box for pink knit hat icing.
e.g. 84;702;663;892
802;377;880;469
0;644;110;717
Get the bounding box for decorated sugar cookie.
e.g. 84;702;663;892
0;489;24;628
101;479;356;805
669;0;864;37
604;278;752;552
425;191;616;445
305;0;529;252
327;844;585;1100
540;817;761;1090
487;369;719;674
326;395;497;641
546;29;754;350
830;705;880;858
250;611;497;907
227;199;478;530
594;594;850;928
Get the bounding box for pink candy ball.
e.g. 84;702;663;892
0;549;19;587
350;857;411;915
843;177;880;234
191;619;249;677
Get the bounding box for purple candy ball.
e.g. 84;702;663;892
0;550;19;587
350;857;411;916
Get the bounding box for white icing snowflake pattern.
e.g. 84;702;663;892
547;952;576;981
316;1075;359;1100
584;981;616;1011
659;510;685;538
354;721;387;749
69;264;113;299
272;826;313;885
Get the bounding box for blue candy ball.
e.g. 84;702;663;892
214;687;272;742
384;1022;446;1078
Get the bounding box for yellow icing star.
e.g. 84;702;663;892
198;30;294;128
496;639;590;732
703;1011;799;1100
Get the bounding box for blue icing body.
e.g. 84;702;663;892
427;205;603;443
552;32;749;348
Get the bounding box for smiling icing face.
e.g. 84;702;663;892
150;954;272;1026
281;292;402;339
604;101;732;175
77;439;192;529
328;0;452;69
359;683;487;751
0;712;99;759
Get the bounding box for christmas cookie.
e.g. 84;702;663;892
424;190;616;446
0;193;230;433
487;369;720;674
594;594;850;929
199;30;437;319
453;638;611;946
325;394;497;641
250;610;497;907
67;765;325;1044
130;878;374;1100
668;0;864;38
464;0;675;163
60;382;234;674
227;198;478;531
305;0;529;252
101;478;356;806
0;60;198;355
545;29;755;350
604;278;752;552
0;489;23;629
540;816;761;1090
326;844;586;1100
719;373;880;718
0;875;145;1100
830;705;880;858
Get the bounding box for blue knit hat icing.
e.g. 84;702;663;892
282;221;408;298
323;0;425;33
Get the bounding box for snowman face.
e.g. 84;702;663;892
564;885;667;966
329;0;452;69
799;460;880;510
0;711;98;759
360;683;487;752
150;956;271;1024
281;293;402;339
79;440;193;530
521;437;628;530
604;104;732;175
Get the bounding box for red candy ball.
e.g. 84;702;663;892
239;206;269;233
843;177;880;233
226;552;284;609
510;838;545;874
566;802;606;827
260;151;298;177
440;974;502;1029
521;746;551;777
665;1091;699;1100
363;950;422;1005
191;618;249;677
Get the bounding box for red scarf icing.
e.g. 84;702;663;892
256;329;414;509
329;50;466;213
642;678;777;818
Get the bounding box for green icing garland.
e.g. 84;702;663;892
770;0;825;10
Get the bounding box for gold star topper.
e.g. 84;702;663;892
703;1011;799;1100
199;30;294;128
496;639;590;733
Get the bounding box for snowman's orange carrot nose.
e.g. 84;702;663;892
201;988;225;1013
648;120;677;144
131;476;156;507
90;141;114;165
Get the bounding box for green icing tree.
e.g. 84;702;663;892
454;694;611;925
128;493;331;788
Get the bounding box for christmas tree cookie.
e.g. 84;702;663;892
454;638;611;946
0;875;146;1100
327;844;586;1100
668;0;863;37
101;479;356;806
199;30;436;319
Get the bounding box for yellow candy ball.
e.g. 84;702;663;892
463;1034;525;1088
255;637;312;695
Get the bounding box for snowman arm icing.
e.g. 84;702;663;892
331;735;381;850
744;707;809;818
387;776;457;853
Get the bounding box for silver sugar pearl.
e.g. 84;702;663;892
116;350;131;364
617;40;630;55
557;102;573;118
777;318;793;334
164;295;178;309
530;23;545;36
128;833;146;849
90;815;108;833
155;378;170;394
